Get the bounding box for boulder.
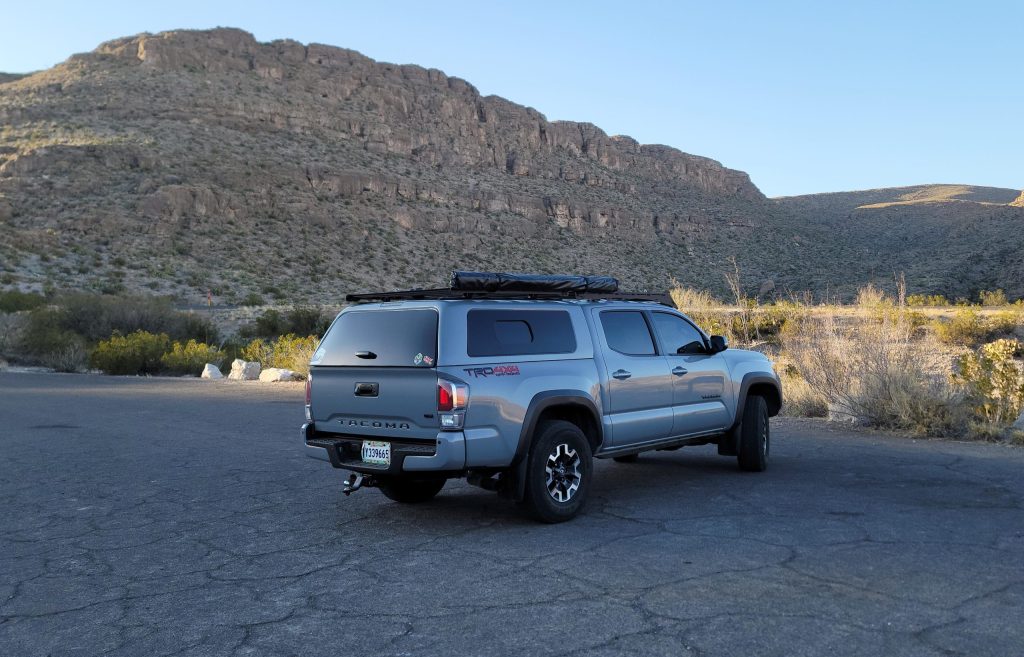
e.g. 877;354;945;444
259;367;298;382
200;363;223;379
228;359;261;381
1013;408;1024;431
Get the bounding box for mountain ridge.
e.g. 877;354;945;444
0;28;1022;302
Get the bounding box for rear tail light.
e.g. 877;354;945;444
437;379;468;411
304;374;312;422
438;379;469;429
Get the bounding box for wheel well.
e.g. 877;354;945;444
748;382;782;417
536;404;601;453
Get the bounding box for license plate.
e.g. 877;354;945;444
361;440;391;466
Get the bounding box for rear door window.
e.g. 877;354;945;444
600;311;657;356
467;310;576;357
312;309;437;367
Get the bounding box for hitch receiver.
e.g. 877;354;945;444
343;473;370;496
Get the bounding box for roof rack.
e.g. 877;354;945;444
345;271;675;307
345;287;675;306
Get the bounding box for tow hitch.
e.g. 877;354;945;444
343;473;377;496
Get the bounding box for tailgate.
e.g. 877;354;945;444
310;366;439;441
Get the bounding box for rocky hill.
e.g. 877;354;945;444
0;28;1021;302
775;185;1024;299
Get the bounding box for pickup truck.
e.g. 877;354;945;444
303;272;781;522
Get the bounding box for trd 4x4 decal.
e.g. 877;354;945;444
462;365;521;378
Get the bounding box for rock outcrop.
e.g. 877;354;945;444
228;359;261;381
1012;191;1024;208
200;363;223;379
258;367;298;382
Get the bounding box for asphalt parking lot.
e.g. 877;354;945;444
1;371;1022;656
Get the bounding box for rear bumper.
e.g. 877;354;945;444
302;422;466;474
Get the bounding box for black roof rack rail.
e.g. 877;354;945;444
344;287;676;307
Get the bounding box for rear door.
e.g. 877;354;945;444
649;311;731;436
597;310;673;447
309;308;440;441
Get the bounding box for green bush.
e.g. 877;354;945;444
241;334;320;376
934;309;990;347
907;294;949;307
953;339;1024;427
89;331;170;375
160;339;225;375
0;290;46;313
979;289;1009;306
934;309;1021;347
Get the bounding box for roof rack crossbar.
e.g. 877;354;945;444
345;287;675;307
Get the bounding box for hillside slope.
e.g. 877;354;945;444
776;185;1024;299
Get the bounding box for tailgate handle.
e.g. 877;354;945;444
354;382;379;397
354;351;377;360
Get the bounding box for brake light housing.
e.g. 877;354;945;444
438;379;469;429
304;374;312;422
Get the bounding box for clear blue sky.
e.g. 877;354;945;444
2;0;1021;197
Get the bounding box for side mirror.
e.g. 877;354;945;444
709;335;728;353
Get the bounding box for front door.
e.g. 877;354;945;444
597;310;673;447
649;311;731;436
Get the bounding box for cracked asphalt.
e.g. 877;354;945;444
1;372;1022;657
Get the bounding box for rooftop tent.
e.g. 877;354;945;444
449;271;619;294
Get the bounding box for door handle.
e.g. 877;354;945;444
612;369;632;380
672;366;688;377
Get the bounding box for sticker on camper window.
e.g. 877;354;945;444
423;355;434;366
413;353;424;365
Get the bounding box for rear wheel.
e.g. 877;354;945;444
378;477;446;503
737;395;769;472
521;420;593;523
613;454;639;463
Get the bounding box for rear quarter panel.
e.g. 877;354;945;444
438;302;602;467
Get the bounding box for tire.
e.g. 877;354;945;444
378;477;446;503
613;454;639;463
521;420;593;523
737;395;769;472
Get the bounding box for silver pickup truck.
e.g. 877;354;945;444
303;272;781;522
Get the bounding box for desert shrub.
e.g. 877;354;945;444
0;312;27;358
907;294;949;307
43;340;88;373
855;283;888;308
240;292;264;306
776;363;828;417
56;293;218;343
979;289;1009;306
0;290;46;313
89;331;170;375
783;312;965;435
239;306;332;340
933;309;1020;347
160;339;225;376
934;309;989;347
953;339;1024;427
241;334;319;376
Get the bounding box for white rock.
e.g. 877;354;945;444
228;359;261;381
1013;408;1024;431
259;367;298;382
200;363;223;379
